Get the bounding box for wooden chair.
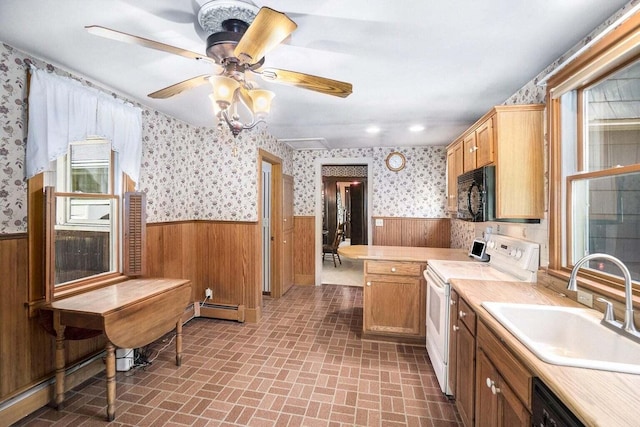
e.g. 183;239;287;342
322;228;343;267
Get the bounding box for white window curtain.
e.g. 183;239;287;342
26;67;143;184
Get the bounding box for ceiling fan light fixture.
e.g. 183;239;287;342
209;75;240;107
248;89;275;117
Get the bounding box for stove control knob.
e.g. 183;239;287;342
487;240;495;248
509;249;516;257
515;249;523;259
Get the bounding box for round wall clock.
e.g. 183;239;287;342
385;151;406;171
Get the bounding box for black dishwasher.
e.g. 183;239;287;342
532;378;584;427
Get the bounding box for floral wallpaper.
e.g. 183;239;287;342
0;43;291;233
1;1;636;235
293;146;448;218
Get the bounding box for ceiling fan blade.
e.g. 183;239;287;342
259;68;352;98
148;75;211;99
237;86;254;112
85;25;213;64
233;7;297;65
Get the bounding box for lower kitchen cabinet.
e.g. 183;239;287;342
363;260;425;341
449;296;532;427
475;320;532;427
455;297;476;427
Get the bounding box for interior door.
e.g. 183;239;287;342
349;182;366;244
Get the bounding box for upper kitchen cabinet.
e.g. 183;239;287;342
447;104;545;219
447;141;464;213
463;117;494;173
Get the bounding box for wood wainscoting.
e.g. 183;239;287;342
294;216;315;285
372;217;451;247
0;234;106;425
146;221;262;322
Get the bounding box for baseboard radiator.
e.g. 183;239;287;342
194;302;245;322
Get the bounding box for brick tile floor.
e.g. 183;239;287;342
15;285;461;426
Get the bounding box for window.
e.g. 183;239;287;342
548;13;640;292
27;138;144;311
48;139;119;286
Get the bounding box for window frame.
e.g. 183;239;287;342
27;142;138;315
548;11;640;297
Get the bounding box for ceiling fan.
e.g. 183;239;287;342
85;0;353;135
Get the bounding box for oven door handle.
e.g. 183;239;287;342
425;268;446;291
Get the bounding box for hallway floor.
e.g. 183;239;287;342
321;239;364;287
15;285;461;426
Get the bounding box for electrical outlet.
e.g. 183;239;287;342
205;288;212;299
577;290;593;308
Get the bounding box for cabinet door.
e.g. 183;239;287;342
455;322;475;427
446;142;464;213
475;348;498;427
475;117;494;168
498;378;530;427
463;133;477;172
363;275;422;336
447;289;459;396
476;348;531;427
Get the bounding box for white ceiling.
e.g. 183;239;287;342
0;0;630;149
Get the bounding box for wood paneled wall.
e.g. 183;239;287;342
0;235;105;405
372;217;451;248
146;220;261;321
294;216;315;285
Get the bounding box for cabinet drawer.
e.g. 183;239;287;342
458;298;476;335
477;320;532;409
365;261;422;277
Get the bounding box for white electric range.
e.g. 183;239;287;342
424;234;540;395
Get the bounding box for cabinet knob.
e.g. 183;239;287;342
459;310;466;318
391;267;397;272
486;378;500;395
366;281;372;287
450;299;456;306
453;325;459;332
283;240;287;244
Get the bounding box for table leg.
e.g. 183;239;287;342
53;312;66;411
176;319;183;366
105;342;116;421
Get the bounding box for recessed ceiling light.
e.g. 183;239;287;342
409;124;425;132
366;126;381;134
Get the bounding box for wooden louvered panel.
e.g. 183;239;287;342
124;192;146;277
44;186;56;303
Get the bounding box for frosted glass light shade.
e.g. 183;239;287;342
209;75;239;106
208;93;222;115
248;89;275;117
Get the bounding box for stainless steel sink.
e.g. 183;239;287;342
482;302;640;374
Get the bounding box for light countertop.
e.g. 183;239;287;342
451;278;640;427
338;245;470;263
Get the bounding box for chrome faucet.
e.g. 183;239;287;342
568;253;638;335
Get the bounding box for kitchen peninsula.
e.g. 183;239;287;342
339;245;469;342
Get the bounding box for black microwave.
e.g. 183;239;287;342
457;165;495;222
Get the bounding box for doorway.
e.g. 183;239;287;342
259;150;283;299
314;158;373;286
261;160;272;294
322;176;368;247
